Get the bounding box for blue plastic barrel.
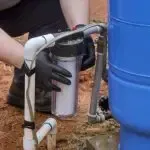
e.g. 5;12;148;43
108;0;150;149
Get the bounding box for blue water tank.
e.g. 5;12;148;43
108;0;150;149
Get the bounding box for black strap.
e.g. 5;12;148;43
22;120;35;129
22;62;35;77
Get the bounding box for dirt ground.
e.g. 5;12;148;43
0;1;119;150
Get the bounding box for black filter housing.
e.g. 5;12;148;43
51;33;85;57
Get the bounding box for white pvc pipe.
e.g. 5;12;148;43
37;118;57;144
23;135;36;150
24;34;55;61
23;34;55;150
23;64;36;150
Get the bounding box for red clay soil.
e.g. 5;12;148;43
0;1;118;150
90;0;108;22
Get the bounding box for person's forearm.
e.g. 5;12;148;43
60;0;90;29
0;28;24;69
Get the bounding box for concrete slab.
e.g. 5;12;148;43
86;133;119;150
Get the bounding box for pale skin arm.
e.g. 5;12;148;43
59;0;90;28
0;28;24;69
0;0;89;68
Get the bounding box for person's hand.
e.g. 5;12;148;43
22;50;72;92
72;24;96;71
35;50;72;92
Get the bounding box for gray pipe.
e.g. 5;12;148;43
88;35;107;123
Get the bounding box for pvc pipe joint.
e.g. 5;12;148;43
37;118;57;144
